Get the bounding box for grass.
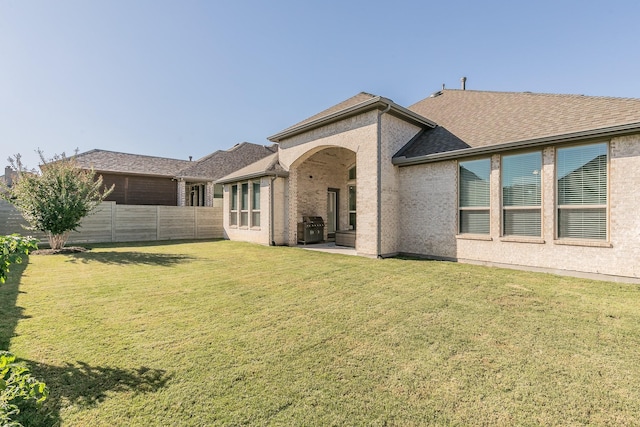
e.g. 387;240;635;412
3;240;640;426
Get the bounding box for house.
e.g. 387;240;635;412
73;149;194;206
174;142;278;207
217;87;640;282
73;143;276;206
1;167;17;189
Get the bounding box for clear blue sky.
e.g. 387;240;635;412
2;0;640;168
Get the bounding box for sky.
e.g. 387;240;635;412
2;0;640;169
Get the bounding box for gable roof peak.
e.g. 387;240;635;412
269;91;435;142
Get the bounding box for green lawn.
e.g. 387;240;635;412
3;240;640;426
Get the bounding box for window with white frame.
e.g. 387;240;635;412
459;158;491;234
556;142;608;240
240;183;249;227
230;185;238;226
502;151;542;237
214;183;223;199
252;182;260;227
229;181;261;229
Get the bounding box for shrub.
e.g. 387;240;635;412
0;351;48;427
1;151;113;250
0;235;38;284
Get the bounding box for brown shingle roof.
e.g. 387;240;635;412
268;92;435;142
401;90;640;158
176;142;278;181
216;151;288;184
74;149;193;177
280;92;377;132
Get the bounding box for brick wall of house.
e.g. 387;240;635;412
398;134;640;280
223;177;271;245
379;114;422;256
294;147;355;236
278;111;378;255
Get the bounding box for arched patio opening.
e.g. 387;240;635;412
288;146;357;246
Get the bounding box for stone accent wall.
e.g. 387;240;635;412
205;182;214;207
177;180;186;207
398;134;640;280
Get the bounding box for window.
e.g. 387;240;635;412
348;165;357;181
230;185;238;226
214;183;223;199
348;185;356;230
502;152;542;237
189;183;206;206
229;181;261;229
556;142;608;240
348;165;356;230
240;183;249;227
252;182;260;227
459;158;491;234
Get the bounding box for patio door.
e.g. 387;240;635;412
327;189;338;239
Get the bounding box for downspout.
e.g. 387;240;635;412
270;176;277;246
377;102;392;258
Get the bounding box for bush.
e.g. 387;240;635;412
0;235;38;284
0;351;48;427
1;151;113;250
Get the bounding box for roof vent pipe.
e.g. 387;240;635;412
461;76;467;90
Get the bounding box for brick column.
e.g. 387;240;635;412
287;168;299;246
205;182;213;207
177;180;186;206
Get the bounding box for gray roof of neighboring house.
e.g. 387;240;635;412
396;89;640;162
268;92;436;142
73;149;193;177
176;142;278;181
216;151;288;184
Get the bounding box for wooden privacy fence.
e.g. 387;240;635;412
0;201;223;245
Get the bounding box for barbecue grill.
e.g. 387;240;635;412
297;216;325;244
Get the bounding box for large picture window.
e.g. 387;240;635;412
556;142;608;240
459;158;491;234
229;181;261;229
502;152;542;237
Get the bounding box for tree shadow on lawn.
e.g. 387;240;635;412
0;260;30;351
15;360;172;426
0;256;172;425
64;251;197;266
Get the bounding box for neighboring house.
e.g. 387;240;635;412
0;166;17;189
217;88;640;281
72;143;277;207
174;142;278;207
74;149;194;205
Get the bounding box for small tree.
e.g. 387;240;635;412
1;150;114;250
